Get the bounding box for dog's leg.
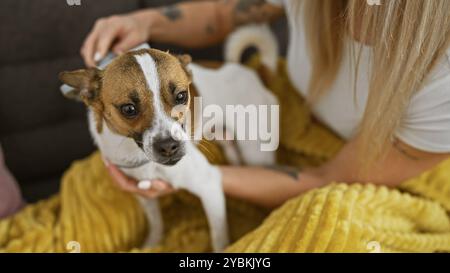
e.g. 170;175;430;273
191;166;229;252
138;197;164;248
179;143;229;252
199;187;229;252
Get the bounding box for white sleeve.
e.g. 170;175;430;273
395;51;450;153
266;0;284;7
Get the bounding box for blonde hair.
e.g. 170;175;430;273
299;0;450;172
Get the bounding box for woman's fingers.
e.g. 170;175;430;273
94;18;123;62
81;12;153;66
152;180;175;193
112;34;138;55
81;29;100;67
104;160;175;198
136;180;176;199
105;162;138;192
81;16;120;67
81;17;110;67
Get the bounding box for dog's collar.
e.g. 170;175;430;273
111;159;150;169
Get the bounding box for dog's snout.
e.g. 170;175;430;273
153;137;180;157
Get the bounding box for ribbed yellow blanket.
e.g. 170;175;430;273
1;58;449;253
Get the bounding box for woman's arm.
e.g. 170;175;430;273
81;0;283;66
221;138;450;208
142;0;283;47
221;165;325;209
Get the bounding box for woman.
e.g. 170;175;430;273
0;144;24;219
82;0;450;209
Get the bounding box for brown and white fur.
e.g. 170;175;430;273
59;24;278;252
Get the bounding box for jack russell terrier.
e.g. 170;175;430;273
59;25;279;252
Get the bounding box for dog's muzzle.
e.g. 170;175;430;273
152;137;185;166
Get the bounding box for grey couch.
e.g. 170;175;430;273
0;0;287;202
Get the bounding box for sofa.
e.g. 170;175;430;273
0;0;287;202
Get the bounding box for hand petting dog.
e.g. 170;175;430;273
104;159;174;199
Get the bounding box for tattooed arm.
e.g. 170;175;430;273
220;137;450;208
81;0;284;66
141;0;283;47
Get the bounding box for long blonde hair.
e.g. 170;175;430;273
300;0;450;172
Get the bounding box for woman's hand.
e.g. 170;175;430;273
81;11;155;67
104;160;175;199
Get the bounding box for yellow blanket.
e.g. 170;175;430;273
1;58;449;253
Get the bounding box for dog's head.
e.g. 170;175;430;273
59;49;192;166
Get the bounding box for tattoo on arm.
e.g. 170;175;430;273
205;24;216;35
265;165;301;181
235;0;265;11
232;0;283;26
161;5;182;21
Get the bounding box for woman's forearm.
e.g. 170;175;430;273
220;166;327;209
225;138;450;209
132;0;283;48
133;1;234;48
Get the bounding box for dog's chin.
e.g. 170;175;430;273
156;155;184;166
148;149;186;166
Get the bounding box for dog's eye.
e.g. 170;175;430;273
175;91;188;105
120;104;138;118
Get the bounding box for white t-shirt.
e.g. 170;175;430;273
267;0;450;152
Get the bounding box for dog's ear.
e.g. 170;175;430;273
176;54;192;80
59;68;102;103
59;68;104;132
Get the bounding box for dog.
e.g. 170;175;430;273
59;24;279;252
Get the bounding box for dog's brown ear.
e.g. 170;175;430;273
59;68;102;103
59;68;104;132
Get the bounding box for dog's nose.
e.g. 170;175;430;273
153;137;180;157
